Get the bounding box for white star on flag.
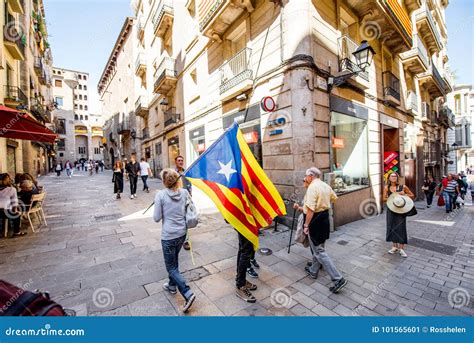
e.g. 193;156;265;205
217;160;237;182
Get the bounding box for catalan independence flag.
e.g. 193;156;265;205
184;122;286;248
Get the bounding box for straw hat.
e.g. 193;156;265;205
386;193;414;214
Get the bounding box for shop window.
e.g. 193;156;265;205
189;126;205;162
168;137;180;167
330;112;369;194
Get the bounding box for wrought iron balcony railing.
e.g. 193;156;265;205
337;35;369;81
219;48;253;94
164;108;180;127
4;85;27;105
383;71;401;101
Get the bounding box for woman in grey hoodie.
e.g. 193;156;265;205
154;168;196;313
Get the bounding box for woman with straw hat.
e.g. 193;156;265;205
383;172;415;258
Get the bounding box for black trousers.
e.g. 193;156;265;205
236;231;253;288
129;175;138;195
0;210;21;234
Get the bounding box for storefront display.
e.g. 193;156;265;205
168;136;180;167
189;126;205;163
330;111;369;194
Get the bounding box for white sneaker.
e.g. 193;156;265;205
388;247;398;254
130;195;134;199
133;194;137;198
399;249;407;258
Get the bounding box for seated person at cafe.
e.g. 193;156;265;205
0;173;24;237
18;180;39;208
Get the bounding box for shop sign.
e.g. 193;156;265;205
384;151;400;179
332;137;345;149
243;131;259;144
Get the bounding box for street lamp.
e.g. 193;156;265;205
451;142;459;173
328;40;376;90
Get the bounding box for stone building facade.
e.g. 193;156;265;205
0;0;54;176
100;0;454;226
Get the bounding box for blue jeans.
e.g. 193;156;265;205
443;191;454;211
141;175;149;190
161;235;192;300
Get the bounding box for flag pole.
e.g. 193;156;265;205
287;205;297;254
142;174;184;214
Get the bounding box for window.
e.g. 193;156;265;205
57;139;66;151
330;111;369;194
84;95;88;100
55;97;64;107
74;95;78;100
78;147;86;154
74;114;78;120
84;85;87;90
79;105;83;110
55;79;62;87
455;94;461;115
85;115;88;120
78;75;82;80
78;85;82;90
74;104;78;110
79;95;83;100
94;147;100;155
80;115;83;120
83;75;87;80
85;105;88;111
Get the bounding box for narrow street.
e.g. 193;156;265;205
0;170;473;316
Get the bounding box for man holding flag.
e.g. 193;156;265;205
184;122;286;302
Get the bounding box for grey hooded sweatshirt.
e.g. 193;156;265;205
153;188;188;241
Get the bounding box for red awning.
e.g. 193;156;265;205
0;105;57;144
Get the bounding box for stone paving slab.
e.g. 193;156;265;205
0;170;473;316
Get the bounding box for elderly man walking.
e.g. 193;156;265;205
295;167;347;294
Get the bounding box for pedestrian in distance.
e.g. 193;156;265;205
112;160;124;199
139;157;152;193
422;176;436;208
175;155;192;250
470;180;474;205
383;172;415;258
65;160;72;178
441;174;458;213
95;161;99;174
153;168;196;313
296;167;347;294
88;160;94;176
125;154;140;199
55;161;62;177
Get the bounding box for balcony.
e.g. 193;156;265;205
164;108;180;127
443;69;454;93
4;85;27;107
399;34;430;74
382;71;401;107
438;107;455;128
343;0;412;54
414;4;443;54
8;0;24;14
135;96;149;117
3;24;25;60
406;91;418;115
135;53;146;77
153;0;174;39
34;57;43;75
153;56;177;94
337;36;369;90
30;97;50;123
219;48;253;100
198;0;254;40
117;119;131;135
418;63;447;98
74;126;88;135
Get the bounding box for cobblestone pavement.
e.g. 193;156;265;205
1;170;473;316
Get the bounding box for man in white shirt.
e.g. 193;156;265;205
139;157;152;193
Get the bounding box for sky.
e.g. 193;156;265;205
44;0;474;115
44;0;133;114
